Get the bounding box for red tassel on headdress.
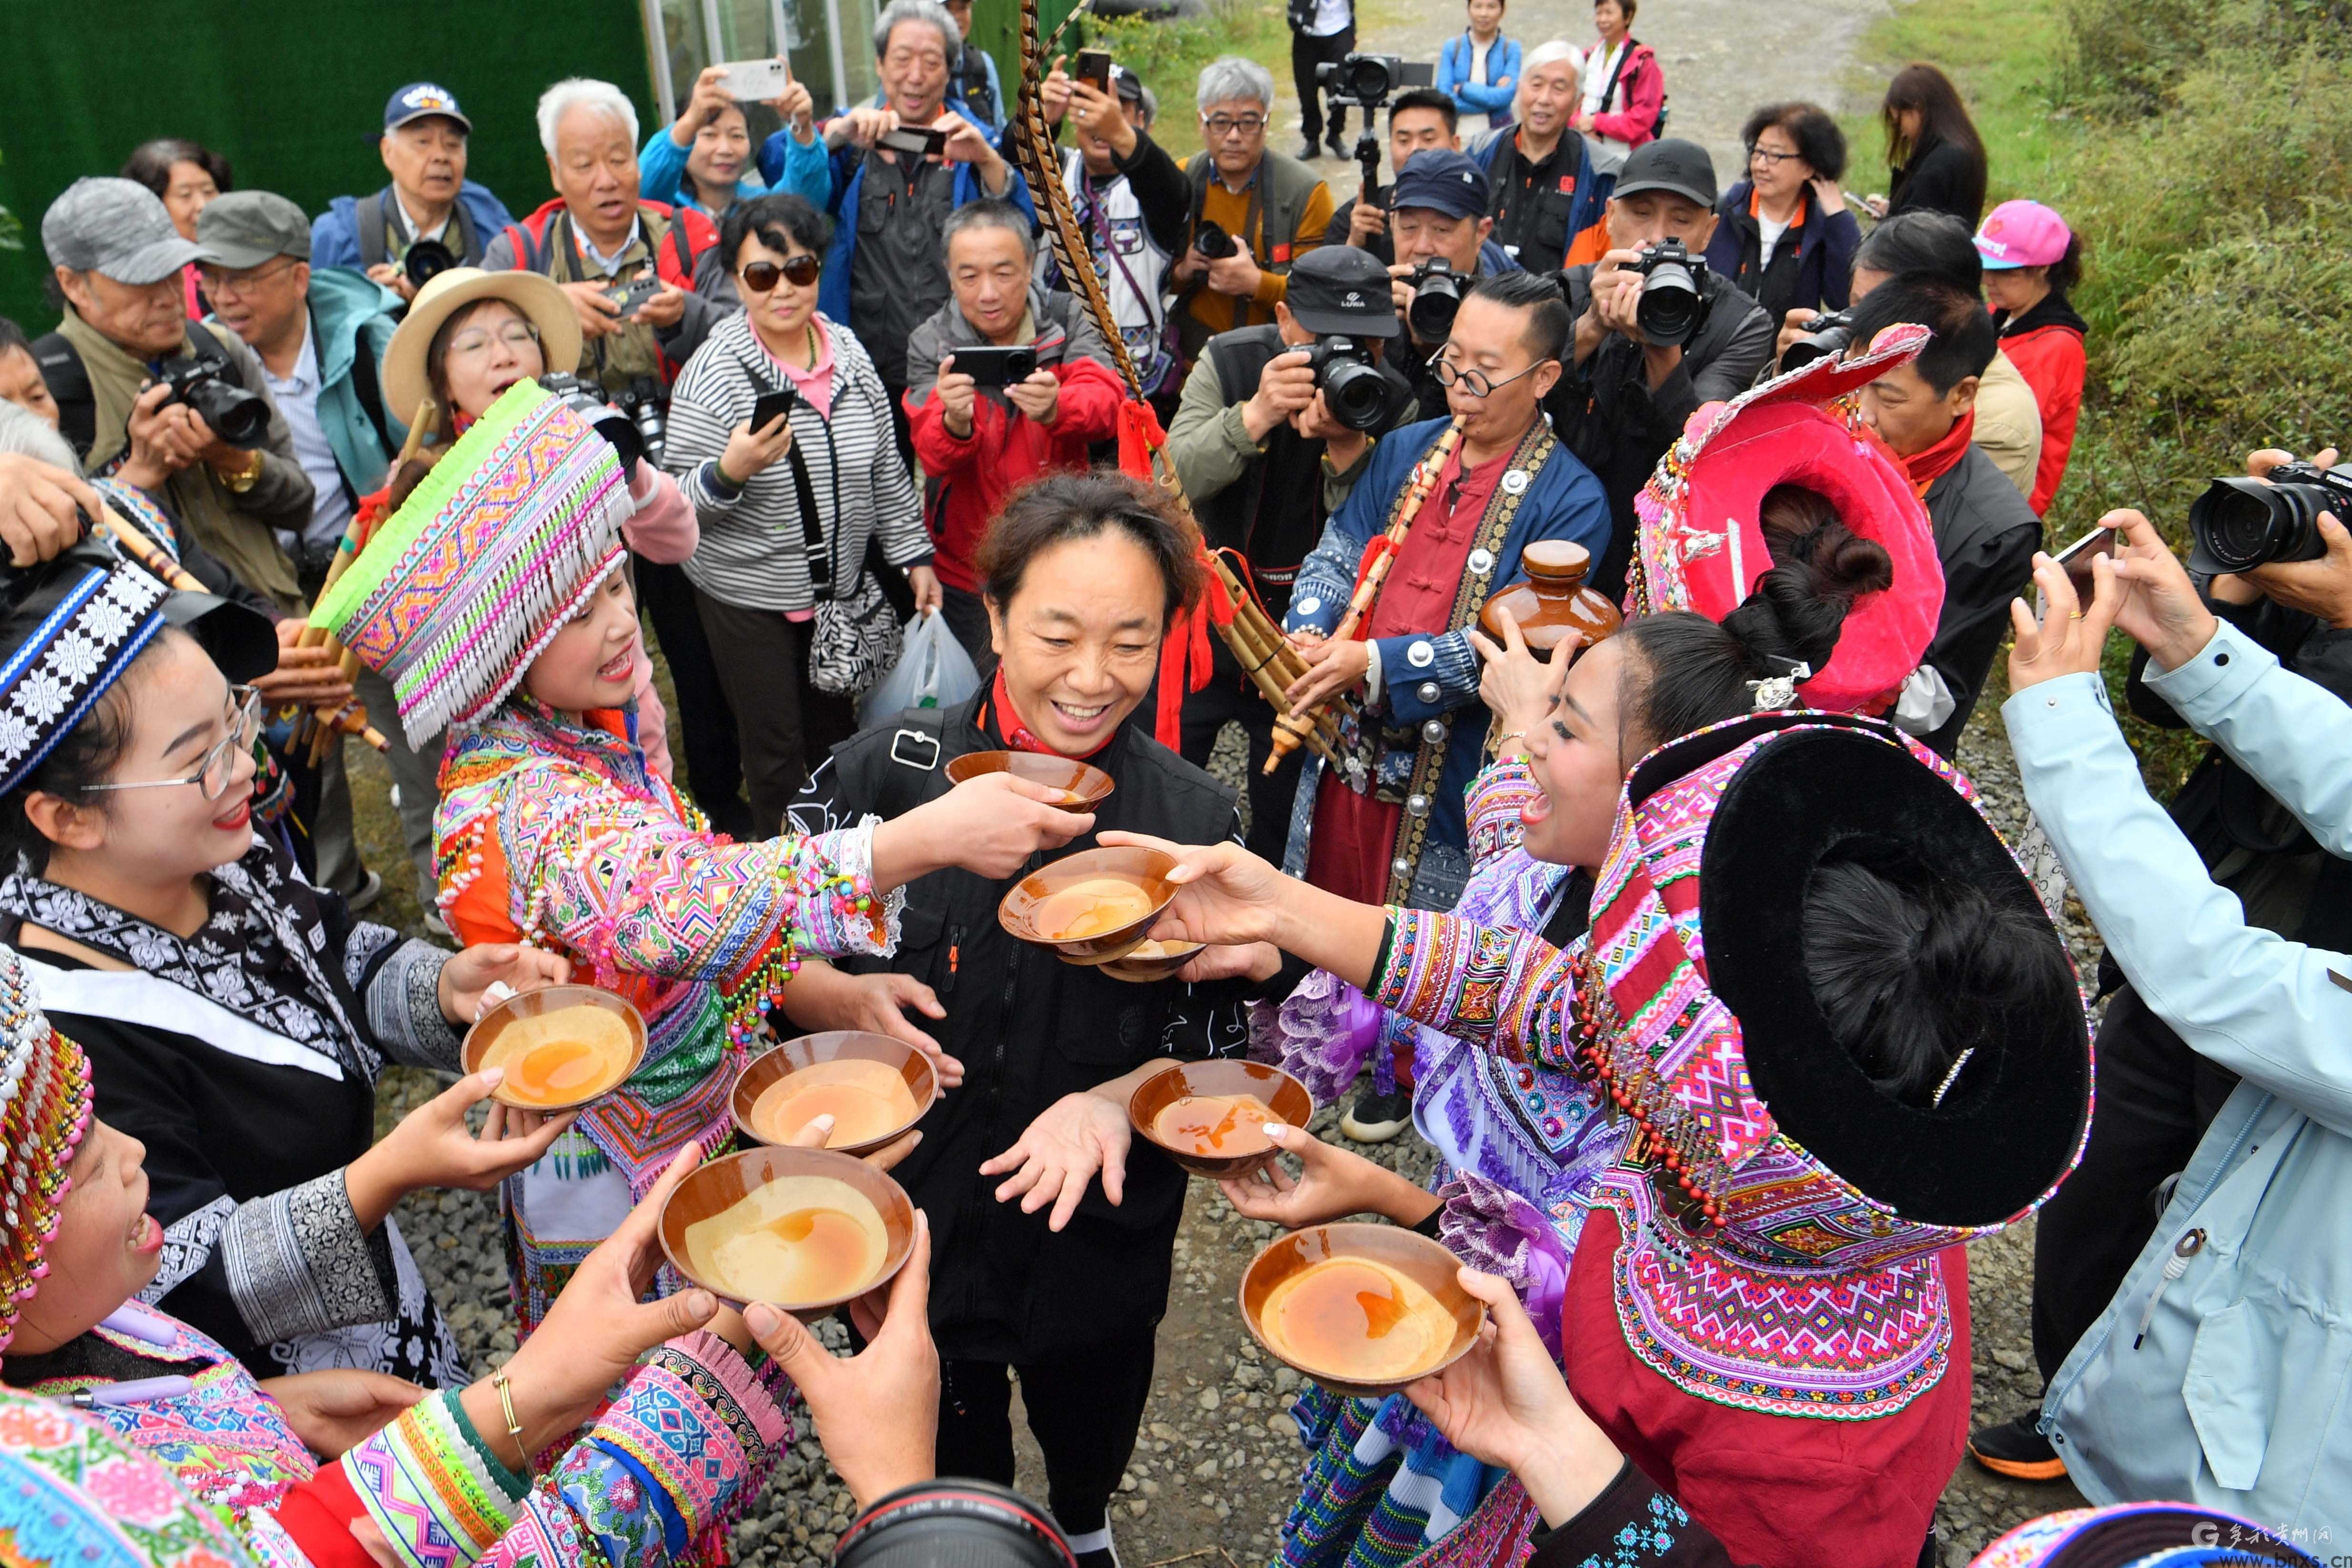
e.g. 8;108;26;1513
1117;399;1220;751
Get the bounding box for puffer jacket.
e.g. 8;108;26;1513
2008;621;2352;1532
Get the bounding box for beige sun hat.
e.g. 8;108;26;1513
382;267;584;429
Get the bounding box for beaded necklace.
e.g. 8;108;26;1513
1563;944;1723;1235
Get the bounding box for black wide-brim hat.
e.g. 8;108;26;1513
1578;711;2092;1418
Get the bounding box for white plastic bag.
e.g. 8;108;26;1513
858;609;980;726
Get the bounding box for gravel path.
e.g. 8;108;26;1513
352;2;2104;1560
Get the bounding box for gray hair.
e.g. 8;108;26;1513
873;0;960;60
1136;82;1159;126
942;197;1036;261
1522;40;1583;78
1196;56;1275;114
537;78;639;158
0;402;79;473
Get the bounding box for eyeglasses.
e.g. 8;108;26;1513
1748;145;1803;167
1202;114;1267;139
196;260;296;298
1431;355;1554;398
446;321;542;359
82;686;262;804
740;254;823;292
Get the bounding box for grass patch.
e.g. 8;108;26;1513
1847;0;2352;797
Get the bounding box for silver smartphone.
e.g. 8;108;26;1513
714;58;794;101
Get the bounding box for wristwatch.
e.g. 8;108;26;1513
216;449;264;494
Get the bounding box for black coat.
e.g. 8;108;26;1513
1916;443;2040;754
1886;136;1986;227
793;691;1266;1364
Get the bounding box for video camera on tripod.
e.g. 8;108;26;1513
1316;55;1438;227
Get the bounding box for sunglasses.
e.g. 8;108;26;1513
740;254;823;292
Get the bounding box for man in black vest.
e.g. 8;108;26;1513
309;83;517;301
1165;245;1410;859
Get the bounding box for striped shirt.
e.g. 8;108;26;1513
664;311;932;612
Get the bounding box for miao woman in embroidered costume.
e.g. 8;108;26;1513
1117;541;2091;1564
312;380;1084;1329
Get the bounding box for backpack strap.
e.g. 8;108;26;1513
670;211;697;280
182;321;234;368
356;191;390;270
29;332;95;461
347;320;397;459
501;221;539;273
875;705;950;822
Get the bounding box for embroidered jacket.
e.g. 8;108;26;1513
10;1303;793;1568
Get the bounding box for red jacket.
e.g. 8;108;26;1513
1587;40;1665;149
1564;1208;1971;1568
905;322;1126;593
491;197;721;379
2000;314;2087;516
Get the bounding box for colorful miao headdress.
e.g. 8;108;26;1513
1568;712;2092;1418
0;944;94;1357
311;379;632;746
1970;1502;2318;1567
1629;323;1944;714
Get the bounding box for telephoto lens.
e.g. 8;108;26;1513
1193;220;1236;261
835;1479;1075;1568
158;361;271;449
537;373;645;470
2188;461;2352;575
618;377;671;468
1780;309;1856;372
1304;336;1394;432
1631;238;1709;349
1407;259;1463;341
403;237;459;291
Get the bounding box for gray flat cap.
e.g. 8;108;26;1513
193;191;313;270
42;177;201;285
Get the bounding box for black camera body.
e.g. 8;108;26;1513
1406;258;1464;342
1315;53;1436;110
1628;239;1710;349
951;344;1039;388
403;237;458;291
538;373;646;469
1780;309;1855;372
614;376;670;468
1192;220;1237;261
1302;336;1394;433
157;358;271;449
2189;461;2352;575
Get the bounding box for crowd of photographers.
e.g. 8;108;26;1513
9;0;2352;1555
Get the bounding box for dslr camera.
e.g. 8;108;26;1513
403;236;458;291
1302;336;1396;433
1406;258;1464;342
1192;220;1238;261
1628;239;1710;349
539;373;646;469
157;359;271;449
1780;309;1855;372
614;376;671;468
1315;53;1436;110
2189;460;2352;575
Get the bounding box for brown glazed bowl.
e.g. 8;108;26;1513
996;844;1180;965
1100;938;1207;984
657;1144;917;1316
1127;1058;1315;1179
944;750;1115;812
730;1031;939;1158
1238;1223;1488;1399
461;984;647;1113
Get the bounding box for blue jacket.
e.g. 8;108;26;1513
2008;621;2352;1533
1437;32;1521;128
792;136;1034;327
236;267;406;496
1703;180;1863;322
642;122;830;217
1281;417;1610;895
309;180;515;272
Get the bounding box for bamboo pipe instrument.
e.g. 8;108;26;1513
93;504;390;753
1263;418;1466;774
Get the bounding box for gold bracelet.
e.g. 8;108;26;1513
217;449;262;494
491;1370;529;1472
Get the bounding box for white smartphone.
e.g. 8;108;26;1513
714;58;794;101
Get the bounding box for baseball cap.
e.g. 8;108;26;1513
1285;245;1401;338
1974;200;2071;270
40;177;201;287
1111;65;1144;103
384;81;472;134
1612;139;1719;210
193;191;313;270
1387;150;1489;221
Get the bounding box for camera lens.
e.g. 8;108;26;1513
1407;270;1462;341
1344;57;1392;103
175;370;271;449
1636;260;1702;347
1320;359;1391;431
2190;477;2328;573
1193;220;1235;261
1780;313;1855;372
404;237;458;290
538;374;646;469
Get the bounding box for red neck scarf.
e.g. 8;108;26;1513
987;668;1117;759
1902;408;1975;498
